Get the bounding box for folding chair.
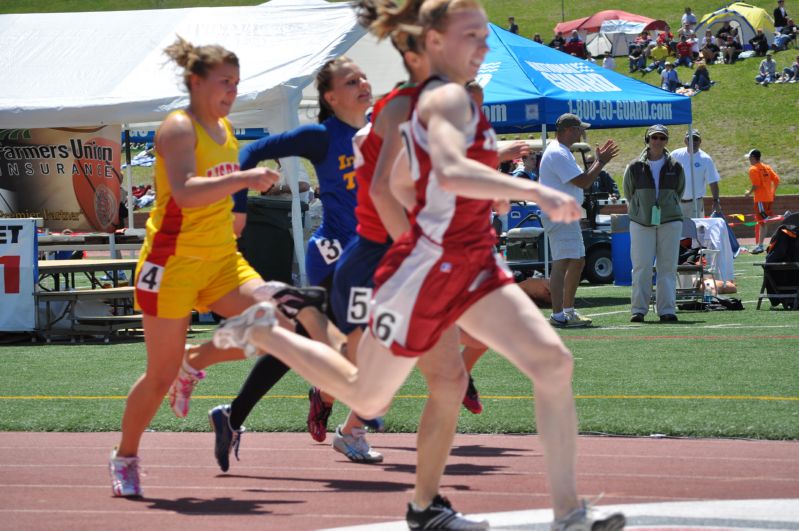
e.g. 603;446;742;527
675;218;720;304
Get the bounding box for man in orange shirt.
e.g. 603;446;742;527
744;149;781;253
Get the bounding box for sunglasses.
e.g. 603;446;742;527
650;135;668;141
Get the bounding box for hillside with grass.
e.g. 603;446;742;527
3;0;797;195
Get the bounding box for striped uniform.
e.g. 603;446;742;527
331;84;417;334
370;92;514;357
134;110;260;318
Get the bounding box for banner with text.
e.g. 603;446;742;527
0;218;37;331
0;126;122;232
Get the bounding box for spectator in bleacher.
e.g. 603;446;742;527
675;35;695;68
777;54;799;82
755;50;778;85
507;16;519;34
773;18;798;50
774;0;789;31
628;44;646;73
643;41;670;74
715;21;734;39
635;30;653;49
682;7;698;28
533;32;543;44
659;24;676;52
721;34;742;64
661;61;682;91
687;60;713;91
700;31;721;63
549;31;566;51
564;30;587;58
749;29;770;56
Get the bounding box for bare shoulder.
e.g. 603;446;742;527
418;82;471;124
156;111;195;152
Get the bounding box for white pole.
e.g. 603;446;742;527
687;123;698;219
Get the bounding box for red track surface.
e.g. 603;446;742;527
0;432;797;530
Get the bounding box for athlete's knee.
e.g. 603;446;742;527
521;340;574;384
423;363;469;398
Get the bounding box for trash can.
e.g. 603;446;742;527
611;214;631;286
237;196;308;284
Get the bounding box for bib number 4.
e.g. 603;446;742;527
136;262;164;292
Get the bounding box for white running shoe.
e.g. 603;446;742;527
213;301;277;358
565;309;593;327
332;425;383;463
550;500;626;531
109;449;142;497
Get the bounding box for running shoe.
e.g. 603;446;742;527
549;312;591;328
751;243;765;254
462;375;483;414
307;387;333;442
168;360;205;419
253;281;327;317
109;449;142;498
550;500;626;531
355;414;386;432
212;301;277;358
208;405;245;473
331;425;384;463
406;494;488;530
565;309;593;327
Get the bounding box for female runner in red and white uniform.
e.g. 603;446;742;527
214;1;625;528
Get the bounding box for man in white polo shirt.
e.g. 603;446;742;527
539;113;620;327
669;129;721;218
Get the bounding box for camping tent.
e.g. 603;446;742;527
695;2;776;48
478;24;692;133
0;0;368;284
554;10;668;57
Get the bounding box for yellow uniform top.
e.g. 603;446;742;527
142;110;239;262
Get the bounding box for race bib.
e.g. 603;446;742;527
314;238;343;265
136;262;164;292
347;287;373;324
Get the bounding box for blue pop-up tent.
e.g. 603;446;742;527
479;24;693;133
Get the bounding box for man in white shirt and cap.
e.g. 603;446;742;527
669;129;721;218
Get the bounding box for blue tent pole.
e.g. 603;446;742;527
542;124;550;279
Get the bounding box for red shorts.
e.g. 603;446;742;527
370;233;513;358
754;201;774;223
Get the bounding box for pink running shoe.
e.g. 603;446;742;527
168;360;205;419
462;375;483;415
307;387;333;442
109;449;142;497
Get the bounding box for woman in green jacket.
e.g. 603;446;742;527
623;124;685;323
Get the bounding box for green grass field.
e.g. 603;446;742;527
2;252;797;439
3;0;798;195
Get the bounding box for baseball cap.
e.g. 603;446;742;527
685;129;701;139
646;124;669;139
556;113;591;130
745;149;761;159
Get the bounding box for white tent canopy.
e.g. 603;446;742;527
0;0;370;284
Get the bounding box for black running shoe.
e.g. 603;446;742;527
208;405;244;473
307;387;333;442
462;376;483;415
406;494;489;530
